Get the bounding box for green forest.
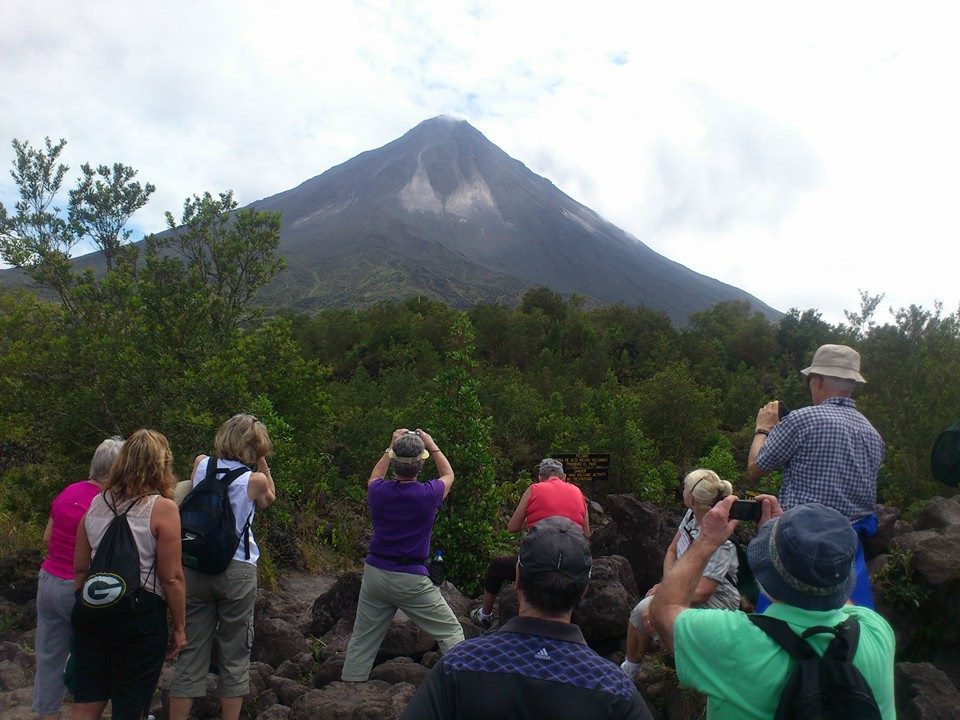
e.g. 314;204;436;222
2;139;959;593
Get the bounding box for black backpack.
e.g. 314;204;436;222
76;494;155;617
180;457;253;574
749;614;882;720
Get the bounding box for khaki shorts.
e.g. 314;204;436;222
170;559;258;697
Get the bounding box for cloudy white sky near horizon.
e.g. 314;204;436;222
2;1;958;324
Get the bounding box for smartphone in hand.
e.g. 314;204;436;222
729;500;763;522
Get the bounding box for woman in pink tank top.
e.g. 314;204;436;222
469;458;590;629
33;437;123;720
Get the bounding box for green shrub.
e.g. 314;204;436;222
873;548;930;613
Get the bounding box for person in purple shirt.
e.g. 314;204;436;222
341;428;464;682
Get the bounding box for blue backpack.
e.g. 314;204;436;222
179;458;252;574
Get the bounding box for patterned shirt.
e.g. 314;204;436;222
676;510;740;610
399;616;652;719
756;396;884;521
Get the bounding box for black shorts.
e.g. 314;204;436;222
71;591;168;720
483;555;519;594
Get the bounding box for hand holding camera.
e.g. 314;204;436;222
755;401;780;433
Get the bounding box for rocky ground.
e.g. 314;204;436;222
0;494;959;719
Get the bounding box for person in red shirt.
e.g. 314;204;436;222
470;458;590;629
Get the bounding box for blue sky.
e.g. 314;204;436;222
2;0;959;324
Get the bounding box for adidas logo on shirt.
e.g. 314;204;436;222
534;647;550;661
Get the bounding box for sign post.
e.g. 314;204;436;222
549;453;610;487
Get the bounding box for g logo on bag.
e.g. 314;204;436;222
81;574;126;607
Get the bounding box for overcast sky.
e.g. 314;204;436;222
3;1;958;324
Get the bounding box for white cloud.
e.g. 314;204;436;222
2;0;959;323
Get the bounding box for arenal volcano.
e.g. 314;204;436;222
0;116;780;323
249;116;778;322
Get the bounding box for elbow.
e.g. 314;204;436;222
692;589;713;604
161;571;185;593
648;602;677;652
747;461;763;480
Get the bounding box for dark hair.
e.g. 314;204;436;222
519;570;583;615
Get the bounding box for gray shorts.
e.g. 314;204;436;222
33;568;77;714
170;559;258;698
628;595;657;639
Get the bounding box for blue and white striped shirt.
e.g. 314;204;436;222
756;396;884;521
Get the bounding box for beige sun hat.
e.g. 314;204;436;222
800;344;866;383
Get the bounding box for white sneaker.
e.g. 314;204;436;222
469;606;492;630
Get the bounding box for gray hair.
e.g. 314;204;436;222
820;375;858;394
390;432;425;478
538;458;565;479
89;435;125;482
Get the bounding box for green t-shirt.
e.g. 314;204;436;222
674;603;896;720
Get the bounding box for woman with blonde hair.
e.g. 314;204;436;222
71;429;186;720
620;468;740;676
169;414;276;720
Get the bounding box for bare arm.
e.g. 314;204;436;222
190;454;205;483
507;487;533;533
581;505;591;539
692;576;720;604
650;496;738;653
73;519;92;590
369;428;408;486
662;529;681;574
43;517;53;550
748;402;780;479
152;497;186;659
247;457;276;508
368;450;391;486
418;429;454;500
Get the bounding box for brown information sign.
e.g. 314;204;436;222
549;453;610;485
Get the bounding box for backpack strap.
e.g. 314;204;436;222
206;457;253;487
817;617;861;662
240;510;253;560
100;492;162;597
749;614;818;660
208;458;255;560
104;492;147;518
205;455;219;482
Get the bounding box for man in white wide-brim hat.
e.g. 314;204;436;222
747;344;884;609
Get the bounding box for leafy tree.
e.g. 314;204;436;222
0;138;156;311
696;436;739;486
637;363;719;469
843;290;886;339
777;308;835;374
520;286;568;322
69;162;155;270
0;138;76;304
855;301;960;508
421;314;502;594
157;191;284;336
